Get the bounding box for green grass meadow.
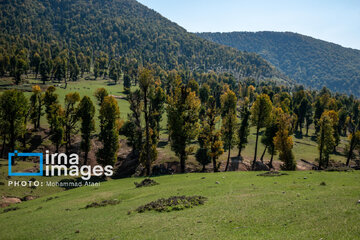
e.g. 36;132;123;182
0;171;359;239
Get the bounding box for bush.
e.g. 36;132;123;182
82;199;120;209
136;195;207;213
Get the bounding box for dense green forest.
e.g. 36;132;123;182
197;31;360;96
0;0;286;82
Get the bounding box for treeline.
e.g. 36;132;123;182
1;68;359;174
0;0;283;83
0;46;141;87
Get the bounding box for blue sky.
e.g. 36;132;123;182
138;0;360;50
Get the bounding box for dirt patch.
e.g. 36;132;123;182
257;171;288;177
325;166;353;172
21;195;38;201
0;196;22;208
81;199;120;209
136;195;207;213
297;159;317;170
134;178;159;188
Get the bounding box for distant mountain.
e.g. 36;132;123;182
0;0;285;81
197;31;360;96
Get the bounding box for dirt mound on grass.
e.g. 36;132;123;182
134;178;159;188
0;196;22;208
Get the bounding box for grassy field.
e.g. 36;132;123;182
0;171;359;239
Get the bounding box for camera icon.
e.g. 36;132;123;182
8;150;43;176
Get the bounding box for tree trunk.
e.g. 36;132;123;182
260;145;267;163
306;124;309;136
225;146;231;171
202;164;206;172
37;102;41;129
346;135;355;166
10;121;15;154
238;146;242;158
212;157;217;172
144;89;151;176
180;154;186;173
269;147;274;169
252;126;260;170
319;127;324;169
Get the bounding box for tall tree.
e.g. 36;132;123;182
39;61;50;84
109;59;121;85
0;90;29;160
123;74;131;93
346;101;360;166
97;96;121;167
250;94;272;169
30;85;44;130
78;96;95;165
123;90;143;156
94;88;109;132
32;52;41;79
261;108;281;168
63;92;80;153
139;69;157;176
149;82;166;140
273;109;296;170
317;113;336;169
201;96;224;172
221;89;237;171
69;52;80;81
14;57;27;85
237;98;251;158
44;86;59;129
168;78;200;173
48;103;65;153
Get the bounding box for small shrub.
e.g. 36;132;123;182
2;206;20;214
320;181;326;186
136;196;207;213
82;199;120;209
134;178;159;188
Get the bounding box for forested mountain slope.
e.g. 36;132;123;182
197;31;360;96
0;0;285;81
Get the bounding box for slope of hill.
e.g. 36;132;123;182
0;0;285;81
197;31;360;96
1;171;360;239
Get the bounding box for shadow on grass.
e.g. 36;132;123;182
157;141;168;148
294;131;303;139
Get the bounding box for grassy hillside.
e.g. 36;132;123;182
1;171;359;239
197;31;360;96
